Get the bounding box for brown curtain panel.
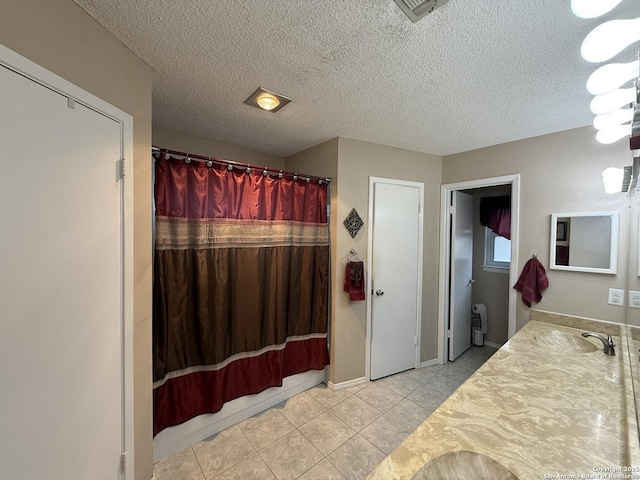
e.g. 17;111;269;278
153;157;330;435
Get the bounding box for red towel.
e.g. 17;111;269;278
343;261;365;302
513;257;549;307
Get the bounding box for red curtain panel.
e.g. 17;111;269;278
152;158;330;435
480;195;511;239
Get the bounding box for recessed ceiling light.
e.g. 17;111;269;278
244;87;291;113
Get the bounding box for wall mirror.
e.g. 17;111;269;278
549;211;619;274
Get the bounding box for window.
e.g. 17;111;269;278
483;227;510;272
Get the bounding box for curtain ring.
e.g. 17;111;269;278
164;153;171;160
318;179;323;185
306;177;311;183
293;173;298;181
185;157;191;164
246;167;251;174
263;169;268;177
278;171;283;179
207;161;213;168
227;165;233;171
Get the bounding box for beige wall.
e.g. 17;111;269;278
153;126;285;168
289;137;442;384
332;137;442;383
0;1;154;478
444;126;631;329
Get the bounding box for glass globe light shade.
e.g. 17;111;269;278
593;108;634;131
596;124;631;144
587;60;639;95
602;167;624;194
256;93;280;111
590;87;636;114
581;18;640;63
571;0;623;19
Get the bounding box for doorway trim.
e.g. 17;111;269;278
437;174;520;364
365;176;425;380
0;44;135;478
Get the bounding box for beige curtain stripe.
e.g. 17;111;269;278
156;216;329;249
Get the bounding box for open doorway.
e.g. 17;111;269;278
437;175;520;364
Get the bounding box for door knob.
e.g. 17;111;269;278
375;289;384;296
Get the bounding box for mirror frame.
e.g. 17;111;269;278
549;211;619;275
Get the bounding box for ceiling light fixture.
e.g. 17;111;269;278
571;0;623;19
586;60;639;95
590;87;636;114
256;94;279;111
581;17;640;63
573;0;640;150
596;124;631;144
602;166;625;193
244;87;291;113
593;107;634;130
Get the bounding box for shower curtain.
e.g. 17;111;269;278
152;156;330;435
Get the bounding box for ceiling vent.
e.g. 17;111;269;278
392;0;450;23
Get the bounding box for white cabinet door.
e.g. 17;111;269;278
0;63;124;479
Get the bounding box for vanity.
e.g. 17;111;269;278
366;311;640;480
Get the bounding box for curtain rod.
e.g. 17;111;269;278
152;146;332;183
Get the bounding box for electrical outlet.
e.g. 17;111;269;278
608;288;625;306
630;291;640;309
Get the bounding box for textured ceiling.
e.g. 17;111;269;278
74;0;640;157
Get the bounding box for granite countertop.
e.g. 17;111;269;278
367;313;638;480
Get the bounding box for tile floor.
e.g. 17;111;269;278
154;345;498;480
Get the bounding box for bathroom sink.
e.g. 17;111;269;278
533;330;598;353
411;450;518;480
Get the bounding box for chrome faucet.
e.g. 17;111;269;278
581;332;615;356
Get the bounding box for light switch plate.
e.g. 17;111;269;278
630;291;640;309
608;288;625;306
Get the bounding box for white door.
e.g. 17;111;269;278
449;191;473;361
0;63;124;479
370;180;423;380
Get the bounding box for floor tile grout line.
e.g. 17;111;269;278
256;425;327;480
294;395;378;474
253;442;279;480
322;449;343;478
189;445;207;480
155;346;498;479
204;427;259;480
297;409;358;459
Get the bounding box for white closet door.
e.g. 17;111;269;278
449;191;473;361
0;63;124;479
370;181;422;380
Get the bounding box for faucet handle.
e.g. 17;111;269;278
581;331;615;355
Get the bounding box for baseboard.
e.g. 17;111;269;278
419;358;441;368
152;369;324;462
484;341;502;349
327;376;368;390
